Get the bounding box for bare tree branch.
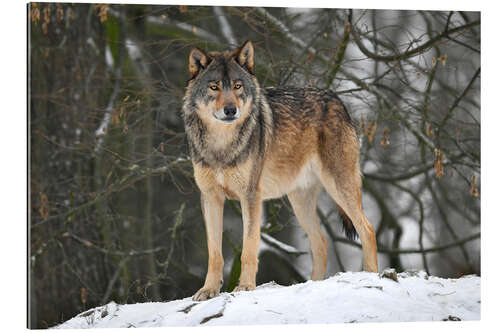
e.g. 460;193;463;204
213;7;237;46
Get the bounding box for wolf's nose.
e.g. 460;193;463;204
224;106;237;117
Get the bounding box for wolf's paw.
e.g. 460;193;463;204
233;284;256;293
193;287;219;301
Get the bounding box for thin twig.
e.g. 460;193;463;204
437;66;481;146
101;256;130;304
62;232;167;257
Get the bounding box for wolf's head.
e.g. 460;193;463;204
183;41;258;125
182;41;273;167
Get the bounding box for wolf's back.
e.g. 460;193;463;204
262;86;358;240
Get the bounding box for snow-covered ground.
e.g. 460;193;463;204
55;270;480;329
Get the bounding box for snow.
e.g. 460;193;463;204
55;270;479;329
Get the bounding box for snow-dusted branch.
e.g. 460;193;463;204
94;71;121;153
125;39;150;77
94;10;125;154
146;14;220;42
213;7;237;46
261;233;307;256
255;7;317;56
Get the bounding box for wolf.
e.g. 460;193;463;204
182;40;378;301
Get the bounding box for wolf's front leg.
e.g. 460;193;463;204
193;192;225;301
234;191;262;292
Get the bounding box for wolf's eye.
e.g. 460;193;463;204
234;83;242;90
209;85;218;91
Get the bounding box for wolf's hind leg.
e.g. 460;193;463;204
319;168;378;272
288;185;327;280
193;191;225;301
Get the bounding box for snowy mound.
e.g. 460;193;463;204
55;271;480;328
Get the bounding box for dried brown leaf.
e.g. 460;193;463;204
30;7;40;23
426;123;435;138
434;148;444;179
380;127;390;147
81;288;87;304
367;121;377;144
56;6;64;22
470;175;479;197
43;5;50;24
440;54;448;66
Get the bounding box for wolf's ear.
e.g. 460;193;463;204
189;47;210;79
235;40;255;75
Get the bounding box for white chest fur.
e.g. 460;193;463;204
215;169;225;187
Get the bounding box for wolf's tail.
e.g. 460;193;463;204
336;204;358;240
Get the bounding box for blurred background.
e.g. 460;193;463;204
28;2;480;328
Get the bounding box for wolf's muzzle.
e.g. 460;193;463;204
214;106;240;123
